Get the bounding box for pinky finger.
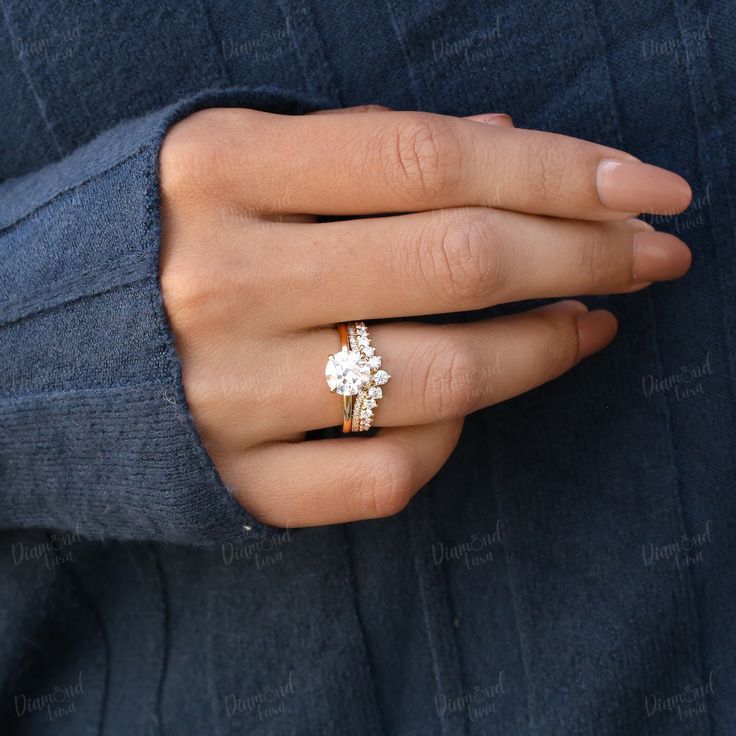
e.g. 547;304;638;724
217;419;464;528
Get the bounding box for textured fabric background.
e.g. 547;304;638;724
0;1;733;734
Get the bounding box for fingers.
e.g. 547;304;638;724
211;300;616;443
243;209;690;326
203;108;691;219
215;419;463;527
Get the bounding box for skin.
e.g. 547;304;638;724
158;104;692;527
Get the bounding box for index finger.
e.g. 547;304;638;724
213;109;691;220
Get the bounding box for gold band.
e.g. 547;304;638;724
337;323;353;433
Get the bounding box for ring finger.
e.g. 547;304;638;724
191;300;617;447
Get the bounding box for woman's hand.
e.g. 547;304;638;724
159;105;692;527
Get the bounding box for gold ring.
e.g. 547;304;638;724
325;321;391;433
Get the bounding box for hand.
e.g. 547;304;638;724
159;105;692;527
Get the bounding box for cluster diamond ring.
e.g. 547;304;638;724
324;321;391;432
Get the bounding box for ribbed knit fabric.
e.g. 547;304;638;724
0;86;333;546
1;1;734;734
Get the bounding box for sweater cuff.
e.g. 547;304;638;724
0;85;336;546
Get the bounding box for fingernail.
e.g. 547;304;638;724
620;281;653;293
576;310;618;361
627;217;655;232
596;160;692;215
632;231;692;282
465;113;514;127
542;299;588;316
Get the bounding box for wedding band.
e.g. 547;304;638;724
325;321;391;433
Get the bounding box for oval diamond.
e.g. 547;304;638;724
325;347;371;396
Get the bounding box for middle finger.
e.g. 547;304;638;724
255;209;690;327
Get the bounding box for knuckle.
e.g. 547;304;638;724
534;310;581;374
160;233;252;335
422;337;479;420
420;211;498;306
384;114;463;200
159;109;247;200
526;138;569;204
359;446;416;518
578;225;614;289
159;113;216;198
159;260;215;334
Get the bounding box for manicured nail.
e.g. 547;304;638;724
465;113;514;127
627;217;655;232
576;310;618;361
620;281;653;293
632;231;692;282
596;160;692;215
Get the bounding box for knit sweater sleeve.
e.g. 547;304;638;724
0;86;332;546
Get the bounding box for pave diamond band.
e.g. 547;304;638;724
325;321;391;432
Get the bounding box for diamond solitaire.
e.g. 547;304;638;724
325;346;371;396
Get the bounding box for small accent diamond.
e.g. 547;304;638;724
368;386;383;400
373;370;390;386
368;355;381;370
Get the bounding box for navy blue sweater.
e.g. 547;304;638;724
1;1;734;734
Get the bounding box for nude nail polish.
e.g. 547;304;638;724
575;310;618;361
632;231;692;282
596;160;692;215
